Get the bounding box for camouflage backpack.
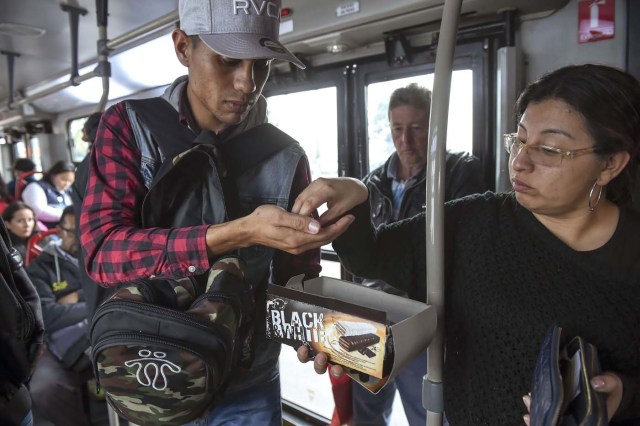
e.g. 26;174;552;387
90;256;255;425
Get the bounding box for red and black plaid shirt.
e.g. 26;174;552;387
80;91;320;286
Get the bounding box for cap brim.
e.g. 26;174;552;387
199;34;305;69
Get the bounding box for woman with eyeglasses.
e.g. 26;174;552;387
292;64;640;425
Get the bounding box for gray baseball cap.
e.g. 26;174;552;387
179;0;305;69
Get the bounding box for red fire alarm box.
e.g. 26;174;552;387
578;0;615;43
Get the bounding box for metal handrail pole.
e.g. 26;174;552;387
4;72;97;111
0;11;178;113
106;11;178;50
424;0;462;425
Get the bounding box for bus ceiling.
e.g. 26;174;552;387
0;0;569;128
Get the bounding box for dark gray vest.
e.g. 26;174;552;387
126;98;306;392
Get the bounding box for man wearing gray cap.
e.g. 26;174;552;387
79;0;353;424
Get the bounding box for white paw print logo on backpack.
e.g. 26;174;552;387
124;349;181;390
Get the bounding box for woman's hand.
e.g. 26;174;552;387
591;372;623;421
292;177;368;226
522;372;623;425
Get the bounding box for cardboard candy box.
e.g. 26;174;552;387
266;275;436;393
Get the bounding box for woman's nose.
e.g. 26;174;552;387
510;146;534;170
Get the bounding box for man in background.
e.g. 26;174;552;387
353;83;485;426
70;111;104;321
7;158;37;201
27;207;95;426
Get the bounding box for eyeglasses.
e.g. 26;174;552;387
503;133;597;167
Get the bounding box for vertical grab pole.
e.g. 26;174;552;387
95;0;111;112
424;0;462;425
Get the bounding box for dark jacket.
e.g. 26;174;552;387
26;245;86;334
360;151;485;298
7;231;29;261
364;151;485;228
71;153;107;323
0;221;44;425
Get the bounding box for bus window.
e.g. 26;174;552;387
268;87;340;420
267;87;338;181
12;140;29;166
267;87;338;253
366;69;473;171
27;137;43;172
68;117;90;163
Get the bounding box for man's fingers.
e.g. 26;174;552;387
296;345;310;363
250;205;354;254
292;196;325;217
330;364;345;378
286;215;355;254
273;208;320;234
313;352;329;375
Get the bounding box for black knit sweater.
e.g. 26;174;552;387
334;192;640;425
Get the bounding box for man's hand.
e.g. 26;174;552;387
296;344;346;377
292;177;368;226
205;204;355;257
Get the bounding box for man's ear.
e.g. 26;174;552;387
597;150;631;186
172;29;191;67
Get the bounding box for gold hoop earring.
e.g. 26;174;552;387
588;181;603;212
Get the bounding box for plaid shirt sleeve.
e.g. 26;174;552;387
271;155;322;285
81;103;320;287
80;103;210;286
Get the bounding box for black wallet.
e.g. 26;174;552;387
530;325;608;426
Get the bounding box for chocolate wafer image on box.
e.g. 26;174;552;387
358;347;376;358
336;320;377;336
339;333;380;352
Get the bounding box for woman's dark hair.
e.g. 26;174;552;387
2;200;35;222
42;161;76;186
515;64;640;205
83;112;103;142
12;158;36;173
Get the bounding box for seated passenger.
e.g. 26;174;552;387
22;161;75;229
0;172;11;213
293;64;640;425
7;158;38;201
27;207;95;426
2;201;38;260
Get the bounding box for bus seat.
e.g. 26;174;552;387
25;229;58;266
14;170;39;201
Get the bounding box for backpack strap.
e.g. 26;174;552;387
127;97;195;161
192;125;298;218
129;97;298;220
128;97;297;186
214;123;298;179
